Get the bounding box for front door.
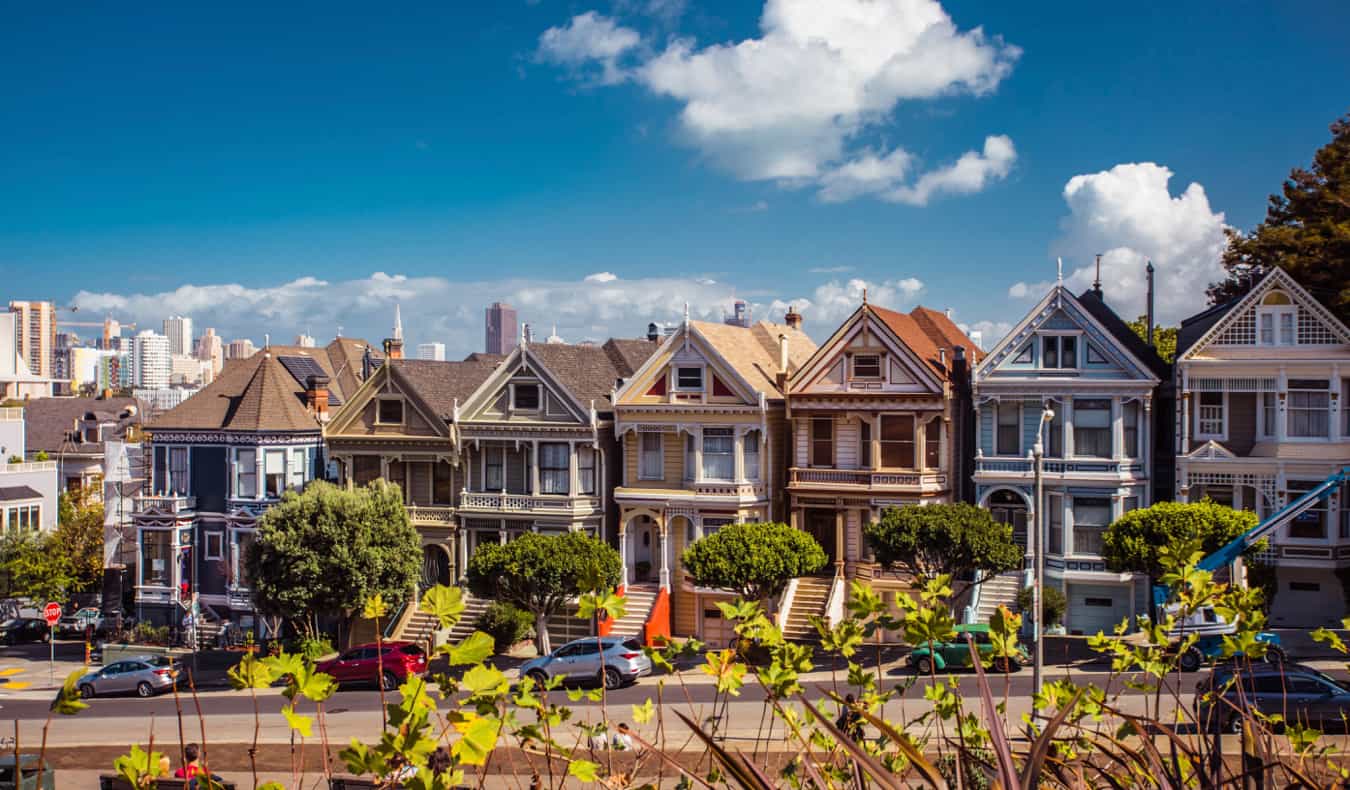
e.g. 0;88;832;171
804;510;837;568
630;521;655;581
421;546;450;591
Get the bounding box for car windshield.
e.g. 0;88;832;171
0;620;18;628
398;644;425;657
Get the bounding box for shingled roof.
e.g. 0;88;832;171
21;396;141;457
869;304;983;381
389;357;504;419
691;320;816;396
527;339;660;408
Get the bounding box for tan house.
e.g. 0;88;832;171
612;312;815;644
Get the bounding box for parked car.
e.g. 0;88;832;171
1196;662;1350;733
518;636;652;690
908;624;1028;674
316;641;428;691
57;607;105;638
0;618;51;645
78;655;178;698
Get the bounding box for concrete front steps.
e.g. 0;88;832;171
610;584;658;638
974;570;1024;623
782;576;832;642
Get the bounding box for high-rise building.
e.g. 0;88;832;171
226;338;256;360
130;330;171;389
196;328;224;373
724;299;751;328
485;302;518;356
416;342;445;361
163;315;194;356
7;300;56;378
294;333;316;348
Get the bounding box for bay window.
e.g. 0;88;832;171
1287;481;1327;539
702;428;735;481
233;530;256;587
264;449;287;497
1122;401;1140;457
879;415;915;468
539;443;570;494
923;420;940;469
743;430;760;481
235;449;257;498
1287;380;1330;438
1072;497;1111;555
485;446;504;490
810;418;833;467
141;529;173;586
996;402;1020;456
639;433;663;480
1073;399;1112;458
578;446;596;495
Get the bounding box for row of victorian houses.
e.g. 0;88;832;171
122;267;1350;644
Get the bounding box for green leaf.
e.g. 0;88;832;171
51;668;90;715
445;631;495;666
568;759;601;783
113;744;165;788
632;698;655;725
362;592;389;620
281;703;313;737
460;664;508;699
227;651;274;690
420;584;467;630
451;714;501;766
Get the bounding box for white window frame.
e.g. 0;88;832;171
674;366;704;392
204;530;224;561
638;433;664;480
1258;304;1297;346
235;448;257;499
263;449;288;498
1195;391;1227;440
851;354;882;380
288;448;306;490
375;397;405;426
1259;391;1277;439
743;430;761;482
995;401;1021;457
701;428;735;481
1286;381;1331;440
1039;333;1080;370
510;381;541;412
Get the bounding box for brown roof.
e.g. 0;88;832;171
324;337;381;402
690;320;816;396
869;304;983;380
526;339;660;408
21;396;141;456
389;357;503;419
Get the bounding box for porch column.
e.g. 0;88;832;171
530;441;540;496
658;518;671;590
618;519;629;588
568;441;579;496
1275;369;1288;442
458;529;469;582
834;509;845;578
1141;399;1152;503
499;518;508;545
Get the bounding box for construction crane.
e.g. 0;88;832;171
56;306;135;347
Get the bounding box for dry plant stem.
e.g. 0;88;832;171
619;725;717;790
375;617;387;730
35;710;51;784
172;679;187;771
317;702;334;782
188;674;213;779
592;625;612;777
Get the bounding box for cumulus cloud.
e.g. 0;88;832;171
539;0;1019;203
583;271;618;282
1005;163;1227;325
957;319;1013;350
808;265;854;274
768;276;926;328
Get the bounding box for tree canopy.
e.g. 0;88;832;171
0;531;76;604
680;521;828;604
56;489;105;593
246;480;421;637
465;531;620;654
1126;316;1177;364
863;503;1022;592
1208;114;1350;323
1102;500;1258;579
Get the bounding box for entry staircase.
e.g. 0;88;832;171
782;577;832;642
386;591;490;646
610;584;658;638
972;570;1023;624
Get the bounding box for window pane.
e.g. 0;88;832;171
859;421;871;469
141;530;172;586
237;449;257;498
486;446;504;489
513;384;539;410
169;448;188;495
924;420;940;469
639;433;662;479
676;367;703;389
1042;337;1058;368
702;428;734;481
1048;497;1063;554
879;415;914;468
577;446;596;495
1122;402;1139;457
996;402;1020;455
853;355;881;378
540;443;570;494
1074;400;1111;457
743;430;760;481
265;450;286;497
811;418;833;467
1060;336;1077;367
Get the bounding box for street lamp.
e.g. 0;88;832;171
1031;406;1055;707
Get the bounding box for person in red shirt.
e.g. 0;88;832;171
175;743;204;779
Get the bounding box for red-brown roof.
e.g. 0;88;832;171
868;304;983;379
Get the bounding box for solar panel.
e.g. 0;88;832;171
278;356;342;406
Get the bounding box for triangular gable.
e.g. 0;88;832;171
459;345;590;423
1185;440;1237;460
615;324;763;406
790;305;943;395
323;362;450;439
976;286;1157;382
1181;268;1350;359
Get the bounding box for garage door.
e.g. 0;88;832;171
1066;584;1130;636
700;608;736;649
1269;570;1343;628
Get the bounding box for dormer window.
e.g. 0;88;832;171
1042;335;1077;369
675;367;704;391
376;398;404;425
511;383;540;411
1258;291;1295;345
852;354;881;379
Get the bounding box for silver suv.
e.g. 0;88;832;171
519;637;652;690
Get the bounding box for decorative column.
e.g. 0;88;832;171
458;531;469;583
568;440;579;497
618;520;629;589
254;450;265;501
658;518;671;590
530;440;540;496
834;509;845;578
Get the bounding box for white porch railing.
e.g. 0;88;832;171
789;468;946;489
407;505;456;525
458;490;602;514
976;458;1144;475
2;461;57;474
134;494;197;514
0;407;23;422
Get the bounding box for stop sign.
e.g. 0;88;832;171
43;602;61;627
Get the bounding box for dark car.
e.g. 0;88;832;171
1196;662;1350;733
316;641;428;691
0;619;51;645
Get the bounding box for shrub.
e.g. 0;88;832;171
1016;584;1067;627
476;602;534;653
288;635;335;660
130;622;170;645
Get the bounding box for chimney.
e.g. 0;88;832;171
306;374;330;420
647;322;660;343
776;333;790;389
1093;253;1103;297
1146;261;1156;347
784;305;803;330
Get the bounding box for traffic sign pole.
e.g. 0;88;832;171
44;602;61;687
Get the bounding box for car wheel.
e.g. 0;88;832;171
1224;713;1245;734
1178;649;1202;673
380;670;399;691
914;656;934;675
136;682;154;698
1261;645;1287;664
992;657;1014;674
527;670;548;687
602;667;623;690
79;684;95;699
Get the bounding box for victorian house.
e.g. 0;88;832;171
612;314;814;644
780;302;978;637
973;279;1169;635
132;338;375;633
1174;268;1350;628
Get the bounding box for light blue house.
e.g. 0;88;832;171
971;279;1171;634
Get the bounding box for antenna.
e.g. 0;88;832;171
862;287;868;305
1093;254;1102;295
683;302;690;330
1056;257;1064;284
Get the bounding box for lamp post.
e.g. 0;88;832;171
1032;406;1055;707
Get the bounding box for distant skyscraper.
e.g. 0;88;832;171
131;330;171;389
163;315;194;356
485;302;518;356
226;338;256;360
7;300;56;378
522;323;534;344
417;343;446;361
196;328;224;373
294;333;316;348
724;300;751;328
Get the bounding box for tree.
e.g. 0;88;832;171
680;522;828;604
466;531;620;654
863;503;1022;593
246;480;421;638
1102;500;1257;580
56;489;105;593
1208;114;1350;322
1126;316;1177;364
0;532;76;603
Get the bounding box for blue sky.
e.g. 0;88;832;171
2;1;1346;356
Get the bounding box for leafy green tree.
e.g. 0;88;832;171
1016;584;1067;628
465;531;620;654
1102;500;1258;581
863;503;1022;594
1209;114;1350;322
0;531;76;603
1126;316;1177;363
681;521;828;605
246;480;421;638
56;489;105;593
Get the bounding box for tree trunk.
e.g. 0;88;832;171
534;611;552;655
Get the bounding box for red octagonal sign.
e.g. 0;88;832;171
43;602;62;627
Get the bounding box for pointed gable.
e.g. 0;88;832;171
1179;268;1350;359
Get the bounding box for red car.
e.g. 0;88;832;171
317;641;428;691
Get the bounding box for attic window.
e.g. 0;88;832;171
511;383;540;411
852;354;881;379
376;398;404;425
675;367;703;391
1041;336;1077;369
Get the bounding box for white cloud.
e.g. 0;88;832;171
1007;163;1227;326
887;135;1016;206
957;319;1013;350
584;271;619;282
808;265;853;274
537;11;643;85
540;0;1019;203
768;276;926;328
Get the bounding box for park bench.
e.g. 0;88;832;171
97;777;237;790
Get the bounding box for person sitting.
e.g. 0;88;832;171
175;743;205;779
